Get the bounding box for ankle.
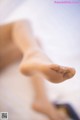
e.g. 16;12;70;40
23;48;41;58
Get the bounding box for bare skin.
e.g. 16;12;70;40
0;20;75;120
31;74;69;120
0;43;68;120
12;20;76;83
30;41;69;120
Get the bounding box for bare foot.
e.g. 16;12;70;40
32;98;68;120
20;49;76;83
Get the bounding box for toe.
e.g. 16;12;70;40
50;64;68;74
50;64;61;71
63;67;76;79
57;66;67;74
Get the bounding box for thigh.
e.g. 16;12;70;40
0;42;22;70
0;22;22;70
0;23;13;49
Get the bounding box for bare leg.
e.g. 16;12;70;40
30;39;68;120
0;43;22;70
0;32;67;119
0;23;22;70
1;22;73;120
12;20;76;83
31;74;68;120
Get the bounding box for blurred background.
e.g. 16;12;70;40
0;0;80;119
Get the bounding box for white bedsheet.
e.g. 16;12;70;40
0;0;80;119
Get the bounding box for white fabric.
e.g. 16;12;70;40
0;0;80;118
0;0;26;24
